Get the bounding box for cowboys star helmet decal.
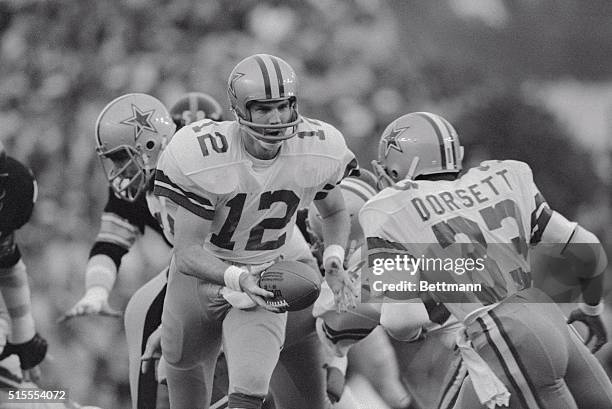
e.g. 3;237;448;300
382;125;409;157
120;104;157;140
228;72;245;100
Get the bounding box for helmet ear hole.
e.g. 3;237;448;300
390;169;399;180
145;140;156;150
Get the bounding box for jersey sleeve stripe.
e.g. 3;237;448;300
96;232;135;249
559;226;577;255
529;199;552;245
343;158;359;180
101;213;140;234
313;191;328;200
154;170;215;210
154;185;214;220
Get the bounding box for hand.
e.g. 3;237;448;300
22;365;41;383
568;308;608;353
238;270;281;313
324;363;346;404
141;326;162;375
221;287;257;309
0;333;48;370
58;287;122;323
324;257;358;313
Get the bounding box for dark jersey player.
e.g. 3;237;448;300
0;141;48;382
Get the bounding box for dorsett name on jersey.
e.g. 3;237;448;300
409;164;514;222
359;160;562;311
361;160;543;232
154;117;357;264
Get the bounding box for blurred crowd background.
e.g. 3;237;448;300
1;0;612;407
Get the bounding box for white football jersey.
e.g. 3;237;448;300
359;160;576;320
154;117;357;264
145;191;178;245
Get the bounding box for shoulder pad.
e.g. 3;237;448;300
292;117;347;156
479;159;533;180
165;120;241;195
478;159;530;173
284;118;355;188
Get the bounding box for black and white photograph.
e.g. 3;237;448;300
0;1;611;408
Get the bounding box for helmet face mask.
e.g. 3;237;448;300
98;145;148;202
227;54;302;143
95;93;176;202
373;112;463;188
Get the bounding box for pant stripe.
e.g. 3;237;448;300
137;284;167;409
476;316;531;408
438;358;467;409
476;313;540;409
489;311;545;408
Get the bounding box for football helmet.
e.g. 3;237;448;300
169;92;224;130
372;112;463;189
308;172;378;261
95;93;176;202
227;54;301;142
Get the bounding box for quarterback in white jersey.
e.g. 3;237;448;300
154;54;358;409
361;112;612;409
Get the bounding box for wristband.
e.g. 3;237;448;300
579;302;604;316
224;265;247;292
323;245;345;268
85;258;117;293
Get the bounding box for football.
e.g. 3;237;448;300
259;260;322;311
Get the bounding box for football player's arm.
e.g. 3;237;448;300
535;209;608;352
61;191;141;320
313;187;357;312
0;236;48;373
172;206;276;310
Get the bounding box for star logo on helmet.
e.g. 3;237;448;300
229;72;245;100
383;126;409;157
120;104;157;140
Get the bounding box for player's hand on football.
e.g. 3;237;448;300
568;308;608;353
324;257;358;313
58;287;122;322
141;325;162;375
238;271;280;312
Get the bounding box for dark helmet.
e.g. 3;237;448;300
169;92;224;130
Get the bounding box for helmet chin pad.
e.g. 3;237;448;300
237;113;302;143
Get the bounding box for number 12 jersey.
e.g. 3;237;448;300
154;118;357;264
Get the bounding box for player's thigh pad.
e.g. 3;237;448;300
161;264;225;367
564;323;612;409
222;307;287;398
466;302;574;409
